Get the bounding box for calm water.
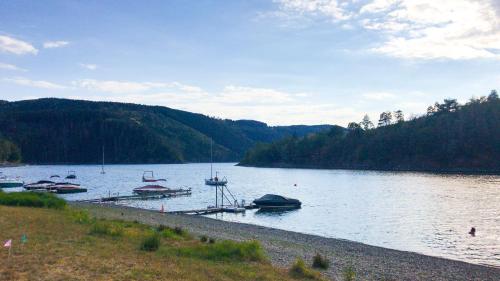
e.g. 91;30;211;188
2;163;499;267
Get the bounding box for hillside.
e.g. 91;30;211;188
240;92;500;173
0;98;333;164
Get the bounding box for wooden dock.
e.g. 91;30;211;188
166;204;259;215
78;190;192;203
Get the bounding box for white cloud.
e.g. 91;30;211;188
362;92;396;100
218;85;294;104
272;0;500;60
43;41;70;48
0;35;38;55
274;0;352;21
79;63;98;70
0;62;26;71
4;77;66;90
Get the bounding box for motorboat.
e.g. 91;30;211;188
142;171;166;182
0;176;24;188
133;185;191;196
253;194;302;209
65;171;77;179
49;182;87;194
24;180;56;190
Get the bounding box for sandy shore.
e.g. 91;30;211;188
70;202;499;281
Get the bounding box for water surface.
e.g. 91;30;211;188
2;163;499;267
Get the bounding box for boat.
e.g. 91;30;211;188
204;140;227;186
0;176;24;188
50;175;60;179
24;180;56;190
142;171;166;182
253;194;302;209
133;184;189;195
50;182;87;194
65;171;77;179
205;172;228;186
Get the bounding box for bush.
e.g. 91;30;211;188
208;237;215;244
200;235;208;243
141;232;160;251
289;258;323;280
312;253;330;269
175;240;265;262
89;221;123;237
342;266;356;281
0;191;66;209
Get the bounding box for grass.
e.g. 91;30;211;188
140;232;160;251
0;190;66;209
289;258;324;280
0;205;298;281
342;266;356;281
312;253;330;269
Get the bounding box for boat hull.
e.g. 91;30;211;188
56;188;87;194
0;182;24;188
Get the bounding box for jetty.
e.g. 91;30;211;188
78;189;192;203
167;204;258;215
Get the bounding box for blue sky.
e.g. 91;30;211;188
1;0;499;125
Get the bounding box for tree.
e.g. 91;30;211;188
394;110;404;123
427;105;436;116
347;122;361;131
488;89;498;101
377;111;392;127
360;114;374;130
436;99;459;112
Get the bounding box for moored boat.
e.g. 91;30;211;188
253;194;302;209
0;176;24;188
24;180;56;190
142;171;166;182
49;182;87;194
133;185;191;196
65;171;77;179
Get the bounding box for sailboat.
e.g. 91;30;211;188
100;145;106;174
204;140;227;186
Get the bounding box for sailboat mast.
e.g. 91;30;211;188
101;145;105;174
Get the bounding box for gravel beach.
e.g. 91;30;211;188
70;202;499;281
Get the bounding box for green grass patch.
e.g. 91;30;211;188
0;191;66;209
289;258;323;280
140;232;161;251
168;240;266;262
342;266;356;281
159;225;190;240
89;221;124;237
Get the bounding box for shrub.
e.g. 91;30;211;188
89;221;123;237
175;240;265;262
208;237;215;244
312;253;330;269
342;266;356;281
0;191;66;209
289;258;323;280
200;235;208;243
141;232;160;251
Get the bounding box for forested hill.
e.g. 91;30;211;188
240;91;500;173
0;98;333;164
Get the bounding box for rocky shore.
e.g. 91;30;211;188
71;202;499;281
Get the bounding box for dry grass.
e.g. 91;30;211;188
0;206;299;281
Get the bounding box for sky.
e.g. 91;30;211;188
0;0;499;126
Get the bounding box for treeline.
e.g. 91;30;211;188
0;137;21;163
240;91;500;172
0;98;332;164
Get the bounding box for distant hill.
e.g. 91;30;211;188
240;92;500;173
0;98;333;164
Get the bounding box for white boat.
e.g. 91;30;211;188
204;140;228;186
0;175;24;188
24;180;56;190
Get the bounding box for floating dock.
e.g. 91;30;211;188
167;204;258;215
78;190;192;203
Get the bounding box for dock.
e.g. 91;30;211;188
167;204;259;215
78;190;192;203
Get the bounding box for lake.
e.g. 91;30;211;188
1;163;499;267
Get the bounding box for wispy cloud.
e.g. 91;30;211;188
79;63;98;70
0;62;26;71
43;40;69;48
0;35;38;55
362;92;396;100
4;77;66;90
271;0;500;60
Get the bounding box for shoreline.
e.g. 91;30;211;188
70;202;500;281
